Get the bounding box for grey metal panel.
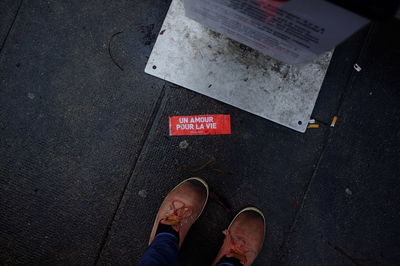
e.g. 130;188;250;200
145;0;332;132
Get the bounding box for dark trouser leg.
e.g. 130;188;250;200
137;232;179;266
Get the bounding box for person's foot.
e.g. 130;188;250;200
212;207;266;266
148;177;209;248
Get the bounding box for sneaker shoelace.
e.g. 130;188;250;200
161;200;193;228
222;229;257;265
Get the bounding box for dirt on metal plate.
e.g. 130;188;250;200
145;0;332;132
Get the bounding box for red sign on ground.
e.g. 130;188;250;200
169;114;231;136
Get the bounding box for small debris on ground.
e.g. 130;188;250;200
184;157;216;173
209;191;231;212
330;116;338;127
345;188;352;195
108;31;124;71
354;63;362;72
328;242;365;265
309;119;316;124
138;189;147;198
179;140;189;149
211;168;233;175
27;93;35;100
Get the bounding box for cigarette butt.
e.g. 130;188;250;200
309;119;316;123
308;124;320;128
330;116;338;127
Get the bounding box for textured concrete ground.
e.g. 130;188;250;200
1;1;399;265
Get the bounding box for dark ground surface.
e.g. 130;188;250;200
0;1;399;265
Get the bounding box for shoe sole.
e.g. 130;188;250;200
148;177;209;246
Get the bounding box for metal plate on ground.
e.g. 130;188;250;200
145;0;333;132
